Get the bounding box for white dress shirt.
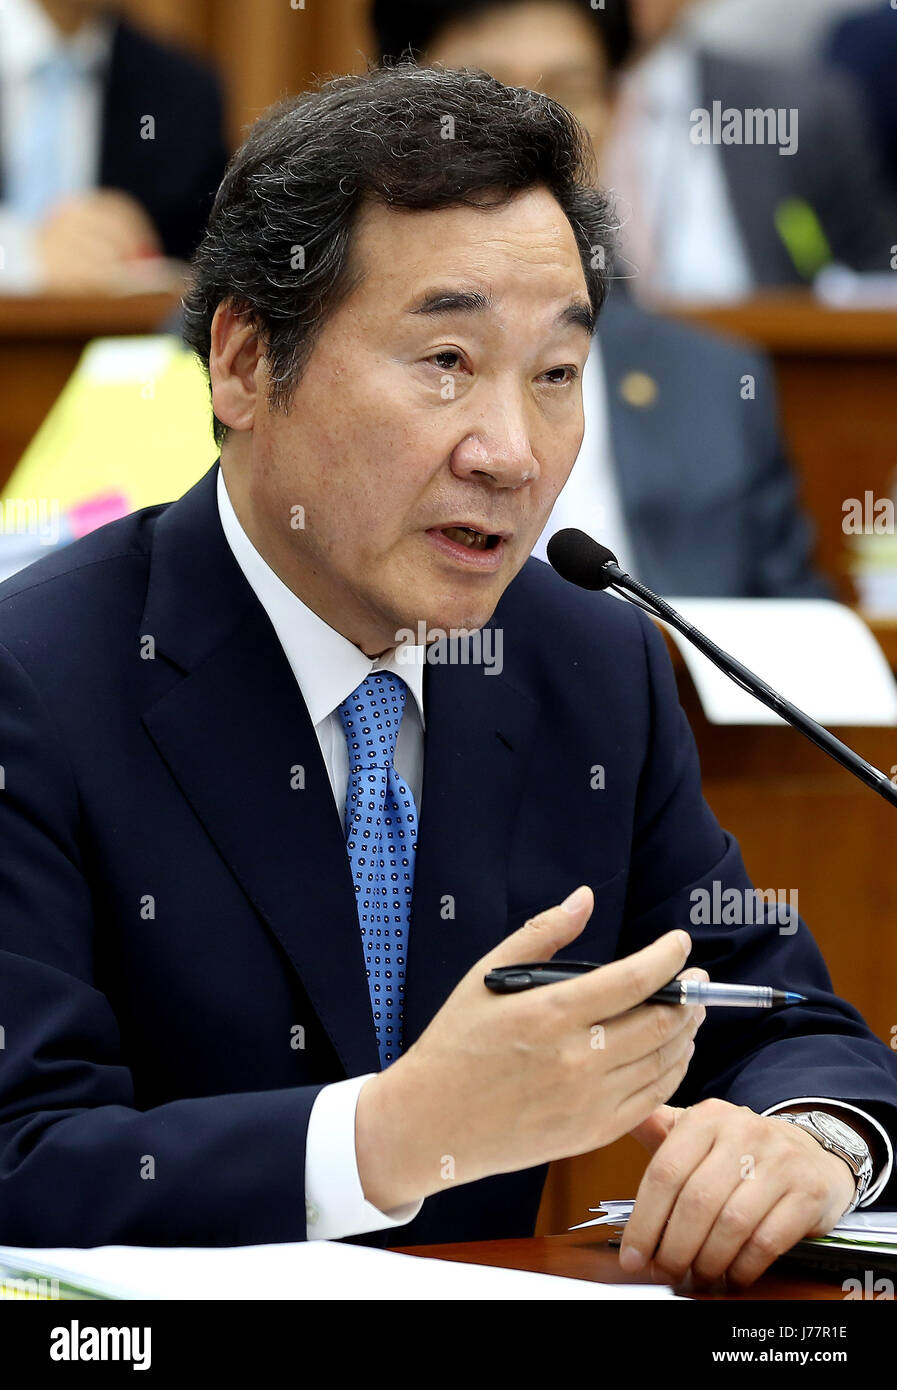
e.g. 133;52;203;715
607;36;754;302
216;466;893;1233
0;0;111;290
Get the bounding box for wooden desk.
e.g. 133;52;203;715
537;613;897;1236
394;1225;853;1299
668;291;897;598
1;291;180;490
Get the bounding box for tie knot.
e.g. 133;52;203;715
34;48;92;84
337;672;408;771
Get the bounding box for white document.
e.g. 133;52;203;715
0;1239;686;1301
658;599;897;726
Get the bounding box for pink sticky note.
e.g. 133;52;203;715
68;491;131;539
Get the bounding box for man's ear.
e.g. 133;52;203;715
209;303;266;433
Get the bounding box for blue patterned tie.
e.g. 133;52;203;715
337;673;418;1068
8;51;84;220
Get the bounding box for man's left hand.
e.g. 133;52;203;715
619;1098;857;1288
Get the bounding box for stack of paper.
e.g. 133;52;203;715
0;1238;687;1301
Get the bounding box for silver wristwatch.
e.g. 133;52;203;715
776;1109;874;1216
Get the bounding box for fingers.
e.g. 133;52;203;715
724;1194;822;1288
609;1004;701;1092
640;1148;752;1282
602;995;703;1074
566;929;695;1024
619;1105;719;1274
679;1162;793;1285
605;1020;699;1139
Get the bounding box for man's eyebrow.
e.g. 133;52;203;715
405;287;595;335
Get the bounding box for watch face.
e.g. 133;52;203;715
811;1110;864;1161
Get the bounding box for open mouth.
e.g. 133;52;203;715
439;525;500;551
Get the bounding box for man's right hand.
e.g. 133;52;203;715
35;189;165;292
355;884;706;1213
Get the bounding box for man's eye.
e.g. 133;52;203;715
542;366;579;386
429;350;463;371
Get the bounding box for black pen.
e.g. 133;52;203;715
484;961;806;1007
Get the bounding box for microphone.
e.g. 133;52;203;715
546;528;897;811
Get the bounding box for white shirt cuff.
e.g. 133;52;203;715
761;1096;894;1207
304;1073;424;1241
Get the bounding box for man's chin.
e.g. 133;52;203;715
391;597;501;644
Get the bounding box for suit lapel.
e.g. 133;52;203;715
140;464;380;1077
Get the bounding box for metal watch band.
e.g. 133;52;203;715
775;1110;874;1215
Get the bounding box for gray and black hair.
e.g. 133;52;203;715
181;60;616;446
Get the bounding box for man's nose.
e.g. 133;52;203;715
450;403;540;488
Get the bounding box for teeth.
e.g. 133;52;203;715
443;526;489;550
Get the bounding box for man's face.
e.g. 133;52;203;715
233;184;592;655
427;0;611;156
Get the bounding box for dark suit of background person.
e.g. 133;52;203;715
541;286;832;598
826;4;897;207
0;1;228;266
90;11;227;259
693;50;897;286
593;1;897;298
0;457;895;1249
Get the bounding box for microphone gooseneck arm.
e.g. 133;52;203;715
547;529;897;812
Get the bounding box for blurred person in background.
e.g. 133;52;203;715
605;0;897;301
0;0;228;292
372;0;831;597
827;2;897;207
687;0;874;67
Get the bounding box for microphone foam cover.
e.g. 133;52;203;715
546;528;618;590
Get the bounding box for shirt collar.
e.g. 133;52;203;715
215;465;426;732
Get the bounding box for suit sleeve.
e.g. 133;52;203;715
0;640;324;1247
617;612;897;1208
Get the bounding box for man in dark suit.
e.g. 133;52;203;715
372;0;831;596
1;64;893;1286
585;289;828;596
603;0;897;294
0;0;228;291
687;47;897;288
827;2;897;206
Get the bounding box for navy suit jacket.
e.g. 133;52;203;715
1;462;895;1249
599;293;831;599
827;7;897;204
